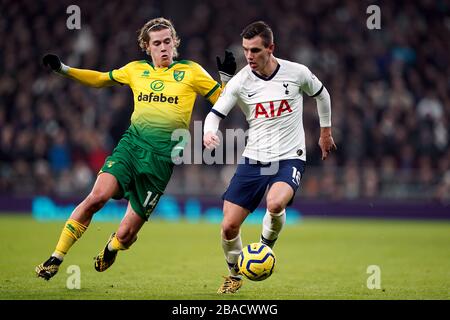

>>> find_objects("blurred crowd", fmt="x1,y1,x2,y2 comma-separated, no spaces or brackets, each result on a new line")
0,0,449,202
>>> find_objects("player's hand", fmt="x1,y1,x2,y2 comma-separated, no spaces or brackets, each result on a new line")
203,131,221,150
42,54,62,72
216,50,236,82
318,128,337,160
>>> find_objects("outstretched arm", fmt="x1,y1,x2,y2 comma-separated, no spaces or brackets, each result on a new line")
203,112,222,149
43,54,116,88
314,86,337,160
203,74,239,149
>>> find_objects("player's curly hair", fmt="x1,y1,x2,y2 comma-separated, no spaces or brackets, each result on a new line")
137,17,180,58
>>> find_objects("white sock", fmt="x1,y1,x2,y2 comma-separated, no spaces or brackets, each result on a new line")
221,232,242,278
261,209,286,248
51,252,64,261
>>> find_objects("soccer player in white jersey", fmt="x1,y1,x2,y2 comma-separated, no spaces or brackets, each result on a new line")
203,21,337,293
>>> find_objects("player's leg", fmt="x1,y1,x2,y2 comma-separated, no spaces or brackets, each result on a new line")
222,200,250,274
95,148,168,272
261,159,305,249
260,181,292,248
36,173,120,280
217,200,250,293
94,202,145,272
217,158,269,293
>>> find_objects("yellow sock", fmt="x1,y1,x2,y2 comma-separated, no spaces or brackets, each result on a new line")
108,234,128,251
53,219,87,259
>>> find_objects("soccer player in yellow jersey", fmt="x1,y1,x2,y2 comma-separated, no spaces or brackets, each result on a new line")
35,17,236,280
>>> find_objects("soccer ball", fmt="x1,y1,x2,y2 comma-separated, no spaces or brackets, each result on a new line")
238,243,276,281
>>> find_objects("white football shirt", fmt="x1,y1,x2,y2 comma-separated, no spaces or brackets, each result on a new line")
211,57,323,162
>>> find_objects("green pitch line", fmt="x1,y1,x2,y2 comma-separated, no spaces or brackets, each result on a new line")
0,214,449,300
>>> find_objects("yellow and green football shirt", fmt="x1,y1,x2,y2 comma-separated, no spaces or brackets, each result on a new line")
108,60,221,160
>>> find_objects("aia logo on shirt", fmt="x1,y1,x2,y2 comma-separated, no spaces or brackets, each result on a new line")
254,100,292,118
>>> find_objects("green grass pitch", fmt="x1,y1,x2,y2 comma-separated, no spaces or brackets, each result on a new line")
0,214,449,300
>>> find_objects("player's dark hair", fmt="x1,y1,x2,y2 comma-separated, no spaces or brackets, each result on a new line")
138,17,180,58
240,21,274,47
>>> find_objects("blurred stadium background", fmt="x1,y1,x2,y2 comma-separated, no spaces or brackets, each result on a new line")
0,0,449,300
1,0,449,210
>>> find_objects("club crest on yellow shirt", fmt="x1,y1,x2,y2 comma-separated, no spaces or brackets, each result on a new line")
173,70,185,82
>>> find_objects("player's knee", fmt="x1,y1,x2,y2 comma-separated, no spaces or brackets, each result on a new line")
266,198,285,214
221,221,241,240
